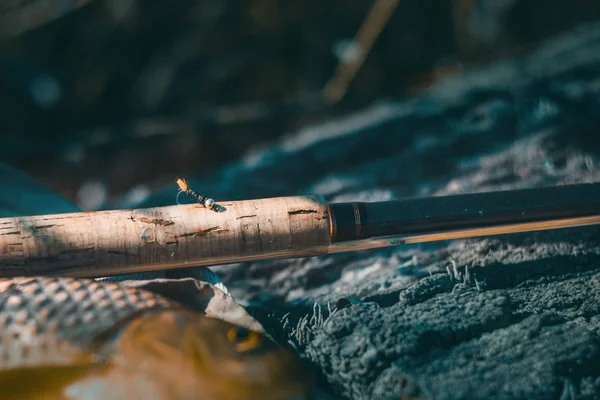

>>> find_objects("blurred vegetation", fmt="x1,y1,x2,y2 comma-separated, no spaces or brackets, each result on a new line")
1,0,600,209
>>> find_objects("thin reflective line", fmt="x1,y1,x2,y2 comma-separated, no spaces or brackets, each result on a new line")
326,215,600,253
402,215,600,244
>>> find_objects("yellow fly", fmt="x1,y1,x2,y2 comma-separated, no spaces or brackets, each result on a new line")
176,178,215,209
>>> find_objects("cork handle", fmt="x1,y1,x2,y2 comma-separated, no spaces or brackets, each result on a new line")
0,196,331,278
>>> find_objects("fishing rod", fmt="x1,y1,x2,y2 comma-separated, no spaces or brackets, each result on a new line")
0,182,599,278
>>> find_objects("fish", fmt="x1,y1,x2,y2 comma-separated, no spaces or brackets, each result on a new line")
0,164,316,399
0,274,315,400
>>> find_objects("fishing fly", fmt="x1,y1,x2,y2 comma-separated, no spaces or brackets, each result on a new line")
176,178,215,210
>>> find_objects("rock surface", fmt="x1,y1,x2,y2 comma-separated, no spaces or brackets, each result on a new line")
138,22,600,399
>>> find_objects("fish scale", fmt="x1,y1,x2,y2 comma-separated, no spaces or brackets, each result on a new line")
0,277,181,369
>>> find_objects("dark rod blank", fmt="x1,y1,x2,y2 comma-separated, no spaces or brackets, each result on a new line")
328,183,600,243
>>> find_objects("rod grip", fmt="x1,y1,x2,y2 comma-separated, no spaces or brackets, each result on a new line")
0,196,331,277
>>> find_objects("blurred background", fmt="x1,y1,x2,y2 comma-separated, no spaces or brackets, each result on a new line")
1,0,600,210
